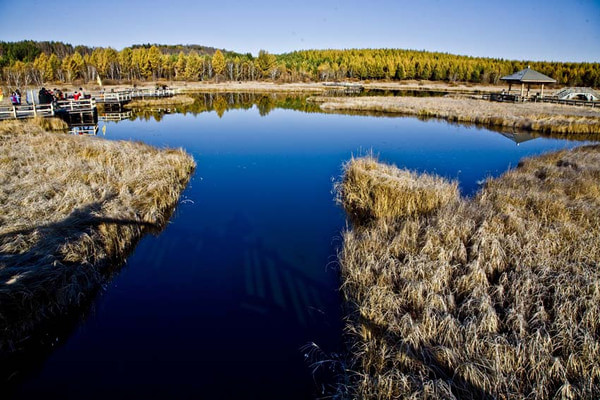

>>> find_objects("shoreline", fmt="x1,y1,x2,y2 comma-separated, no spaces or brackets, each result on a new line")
1,80,570,99
336,146,600,398
0,120,195,352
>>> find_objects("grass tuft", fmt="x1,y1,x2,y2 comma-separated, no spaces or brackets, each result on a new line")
31,117,69,131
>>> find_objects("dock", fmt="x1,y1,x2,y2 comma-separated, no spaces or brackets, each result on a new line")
0,99,97,121
0,88,177,123
95,88,178,106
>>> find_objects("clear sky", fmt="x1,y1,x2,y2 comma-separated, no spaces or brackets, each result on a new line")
0,0,598,62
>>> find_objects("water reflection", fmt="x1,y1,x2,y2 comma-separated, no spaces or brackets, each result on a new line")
99,93,600,146
118,92,321,122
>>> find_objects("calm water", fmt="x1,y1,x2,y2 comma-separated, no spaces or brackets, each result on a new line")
9,94,589,399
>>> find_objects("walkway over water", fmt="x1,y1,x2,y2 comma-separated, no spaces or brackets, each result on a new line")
0,99,97,121
95,88,178,105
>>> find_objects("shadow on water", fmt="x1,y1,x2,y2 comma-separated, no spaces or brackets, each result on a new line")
4,205,342,399
222,213,336,329
0,196,177,394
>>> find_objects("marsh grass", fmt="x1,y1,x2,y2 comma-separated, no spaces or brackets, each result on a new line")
316,96,600,135
0,120,195,351
31,117,68,131
337,147,600,399
123,95,196,109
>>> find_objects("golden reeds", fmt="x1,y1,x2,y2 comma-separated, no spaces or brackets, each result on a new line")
31,117,69,131
123,95,196,109
316,96,600,135
337,146,600,399
0,120,195,351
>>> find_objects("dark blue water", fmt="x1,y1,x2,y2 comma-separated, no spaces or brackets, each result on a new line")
10,101,588,399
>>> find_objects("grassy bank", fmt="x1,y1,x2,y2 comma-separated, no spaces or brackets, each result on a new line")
336,147,600,399
0,120,195,351
314,96,600,135
123,94,196,109
179,81,327,93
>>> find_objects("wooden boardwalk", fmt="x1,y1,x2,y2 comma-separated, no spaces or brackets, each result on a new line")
484,93,598,108
0,88,177,121
0,99,97,121
95,88,177,105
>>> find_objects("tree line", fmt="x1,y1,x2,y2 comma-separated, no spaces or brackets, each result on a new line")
1,41,598,88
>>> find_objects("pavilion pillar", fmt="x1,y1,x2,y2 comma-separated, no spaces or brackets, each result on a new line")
541,84,544,99
520,83,524,98
526,84,530,98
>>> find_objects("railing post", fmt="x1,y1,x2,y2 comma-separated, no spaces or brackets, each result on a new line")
33,103,37,117
13,105,17,119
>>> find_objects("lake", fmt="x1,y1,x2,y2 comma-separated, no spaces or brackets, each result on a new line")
8,93,590,399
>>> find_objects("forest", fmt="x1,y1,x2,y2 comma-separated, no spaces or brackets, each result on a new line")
1,40,598,87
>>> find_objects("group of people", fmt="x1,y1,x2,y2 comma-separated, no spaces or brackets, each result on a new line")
39,87,87,104
3,87,88,106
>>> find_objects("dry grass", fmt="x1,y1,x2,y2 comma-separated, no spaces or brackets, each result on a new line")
178,81,327,93
0,120,195,351
30,117,68,131
337,147,600,399
315,96,600,135
339,157,459,223
123,95,196,109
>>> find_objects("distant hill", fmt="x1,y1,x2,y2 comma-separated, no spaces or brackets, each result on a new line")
130,43,222,56
0,41,245,68
0,40,95,66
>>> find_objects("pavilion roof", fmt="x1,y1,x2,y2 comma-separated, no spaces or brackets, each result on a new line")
500,67,556,84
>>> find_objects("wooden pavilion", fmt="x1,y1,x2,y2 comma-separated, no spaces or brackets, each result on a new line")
500,67,556,99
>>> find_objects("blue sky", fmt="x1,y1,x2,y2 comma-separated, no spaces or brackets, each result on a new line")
0,0,598,62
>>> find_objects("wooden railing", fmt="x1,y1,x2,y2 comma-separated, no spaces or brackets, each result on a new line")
0,99,97,121
484,93,598,107
537,97,597,107
0,103,54,120
56,98,97,111
94,88,177,103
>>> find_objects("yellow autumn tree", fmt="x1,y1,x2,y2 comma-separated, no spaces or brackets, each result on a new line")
212,50,226,81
